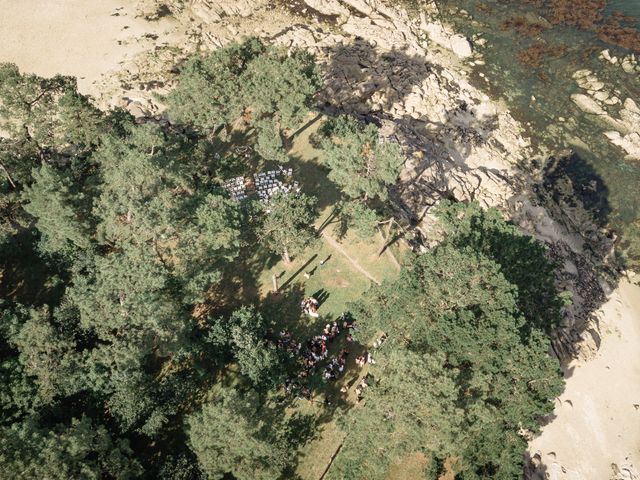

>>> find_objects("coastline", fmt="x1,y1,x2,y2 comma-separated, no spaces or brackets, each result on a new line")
1,0,638,477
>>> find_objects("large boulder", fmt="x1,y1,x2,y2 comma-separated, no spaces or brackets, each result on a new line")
421,20,472,58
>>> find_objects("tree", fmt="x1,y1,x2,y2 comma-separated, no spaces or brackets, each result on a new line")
4,306,82,403
339,200,379,239
0,63,105,175
0,305,41,425
259,192,317,263
187,388,295,480
175,193,243,304
68,243,184,365
22,164,93,257
165,38,266,132
0,416,142,479
243,47,320,131
328,349,462,480
207,306,286,388
252,117,288,162
329,204,563,479
320,115,403,202
166,38,321,161
434,200,564,334
93,123,193,245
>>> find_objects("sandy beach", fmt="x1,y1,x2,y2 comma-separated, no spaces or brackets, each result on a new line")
0,0,175,95
529,279,640,479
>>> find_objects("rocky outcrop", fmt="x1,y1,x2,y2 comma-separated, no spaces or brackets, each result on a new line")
276,1,523,214
301,0,350,18
572,70,640,160
419,13,473,58
605,131,640,161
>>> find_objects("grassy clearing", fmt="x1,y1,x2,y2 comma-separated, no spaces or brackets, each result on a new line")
227,115,406,480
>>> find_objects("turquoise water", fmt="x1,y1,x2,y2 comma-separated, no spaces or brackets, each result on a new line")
437,0,640,266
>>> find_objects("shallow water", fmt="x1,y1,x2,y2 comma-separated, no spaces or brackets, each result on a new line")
436,0,640,267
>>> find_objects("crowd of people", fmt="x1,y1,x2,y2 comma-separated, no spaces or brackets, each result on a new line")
323,349,349,381
276,307,384,404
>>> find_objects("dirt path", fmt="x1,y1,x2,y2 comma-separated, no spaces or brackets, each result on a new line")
320,231,381,285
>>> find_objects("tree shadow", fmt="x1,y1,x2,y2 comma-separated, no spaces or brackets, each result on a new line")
532,151,621,361
523,450,551,480
0,231,66,308
316,207,340,236
287,152,343,212
317,37,505,224
280,254,318,291
288,112,323,140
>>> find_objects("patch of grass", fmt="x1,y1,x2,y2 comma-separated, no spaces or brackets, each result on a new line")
215,112,409,480
248,115,406,480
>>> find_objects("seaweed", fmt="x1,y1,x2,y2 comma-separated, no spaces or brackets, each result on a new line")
597,11,640,52
546,0,607,29
517,42,567,68
502,16,548,37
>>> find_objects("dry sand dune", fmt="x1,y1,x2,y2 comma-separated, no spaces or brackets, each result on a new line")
0,0,175,95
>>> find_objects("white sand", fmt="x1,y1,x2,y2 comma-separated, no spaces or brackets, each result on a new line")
529,280,640,479
0,0,175,95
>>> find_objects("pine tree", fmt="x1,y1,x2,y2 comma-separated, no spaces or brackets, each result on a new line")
206,306,285,387
176,193,243,303
166,38,321,162
0,415,142,479
22,165,93,256
187,388,295,480
320,115,403,202
165,38,266,132
259,192,317,263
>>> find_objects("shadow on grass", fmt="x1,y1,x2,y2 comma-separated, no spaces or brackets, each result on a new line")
311,288,330,307
280,254,318,291
316,207,341,236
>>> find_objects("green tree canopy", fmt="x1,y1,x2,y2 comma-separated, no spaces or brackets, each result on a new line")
259,192,317,263
22,164,93,257
0,63,103,157
165,38,321,162
207,306,286,387
0,416,142,480
164,38,266,132
329,203,563,479
434,200,564,334
175,193,243,303
187,388,295,480
320,115,403,201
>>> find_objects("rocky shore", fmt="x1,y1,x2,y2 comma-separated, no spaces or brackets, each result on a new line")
158,0,621,355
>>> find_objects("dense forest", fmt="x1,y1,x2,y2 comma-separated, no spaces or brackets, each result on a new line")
0,38,564,479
